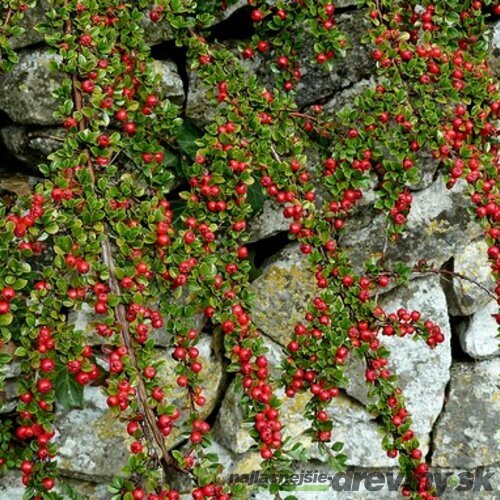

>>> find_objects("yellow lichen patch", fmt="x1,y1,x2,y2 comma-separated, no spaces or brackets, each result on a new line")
425,219,450,236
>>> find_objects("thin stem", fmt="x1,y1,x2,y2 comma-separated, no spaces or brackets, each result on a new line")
63,0,184,478
413,267,496,300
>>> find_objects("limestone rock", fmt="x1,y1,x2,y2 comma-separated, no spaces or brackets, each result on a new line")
446,240,496,316
143,1,247,46
322,78,375,115
186,51,260,128
492,20,500,52
187,10,372,127
0,50,184,126
0,471,26,499
0,377,18,415
142,17,174,46
251,244,315,346
54,387,131,480
0,49,62,125
333,276,453,459
55,334,225,480
456,301,499,360
214,378,395,467
432,359,500,469
185,71,213,129
251,262,451,448
292,10,374,107
153,59,185,105
346,277,452,446
1,126,64,170
341,179,482,274
155,333,226,432
248,200,289,242
69,295,205,347
9,0,48,50
0,470,115,499
0,361,21,414
379,278,452,439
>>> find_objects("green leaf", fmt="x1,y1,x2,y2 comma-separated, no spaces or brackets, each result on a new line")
247,182,265,215
54,366,84,410
0,314,13,327
0,352,11,364
175,120,203,159
44,222,60,235
332,441,344,452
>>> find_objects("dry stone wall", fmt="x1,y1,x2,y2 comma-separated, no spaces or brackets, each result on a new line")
0,2,498,499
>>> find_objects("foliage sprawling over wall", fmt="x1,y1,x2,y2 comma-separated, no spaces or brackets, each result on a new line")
0,0,498,499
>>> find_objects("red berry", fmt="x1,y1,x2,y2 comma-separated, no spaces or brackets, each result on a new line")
2,287,16,301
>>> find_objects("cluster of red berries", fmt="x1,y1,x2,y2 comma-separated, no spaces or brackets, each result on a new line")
192,483,230,500
388,189,412,226
6,193,45,240
106,375,137,410
50,166,82,201
67,349,100,386
0,286,16,315
254,406,282,458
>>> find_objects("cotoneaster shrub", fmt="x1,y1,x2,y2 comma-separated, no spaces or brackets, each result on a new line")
0,0,498,499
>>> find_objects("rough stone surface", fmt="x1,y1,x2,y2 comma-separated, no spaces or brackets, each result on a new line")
186,52,260,128
54,386,131,480
341,179,482,274
445,240,496,316
143,1,247,46
9,0,48,50
380,278,452,439
251,258,451,451
187,11,373,127
432,359,500,469
345,277,452,447
0,49,62,125
215,377,396,468
69,295,205,347
251,244,315,346
0,50,184,126
0,471,26,499
55,334,225,480
216,336,395,468
1,126,64,170
456,300,499,359
248,200,289,242
290,10,374,107
153,59,185,105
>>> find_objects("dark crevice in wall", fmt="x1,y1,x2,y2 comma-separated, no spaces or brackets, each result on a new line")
426,375,451,465
0,110,27,175
439,258,475,362
166,180,189,201
0,109,13,130
248,231,291,270
150,40,189,112
335,3,361,14
16,40,48,53
449,315,474,362
208,6,255,43
299,76,370,112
